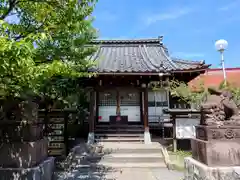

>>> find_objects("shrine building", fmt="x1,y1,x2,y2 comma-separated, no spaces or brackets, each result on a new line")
85,36,210,144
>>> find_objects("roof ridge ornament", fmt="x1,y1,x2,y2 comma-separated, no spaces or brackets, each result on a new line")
200,60,205,64
158,36,163,45
158,36,163,41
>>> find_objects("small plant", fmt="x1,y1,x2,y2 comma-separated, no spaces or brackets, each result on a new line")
166,79,208,109
172,150,192,157
218,80,240,106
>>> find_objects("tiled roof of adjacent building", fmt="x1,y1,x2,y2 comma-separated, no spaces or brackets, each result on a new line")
189,68,240,90
88,36,210,74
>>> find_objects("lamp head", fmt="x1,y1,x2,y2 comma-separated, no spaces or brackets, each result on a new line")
215,39,228,52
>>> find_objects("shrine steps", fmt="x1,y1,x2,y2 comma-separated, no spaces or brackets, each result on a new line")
94,142,166,168
95,124,144,130
95,124,144,142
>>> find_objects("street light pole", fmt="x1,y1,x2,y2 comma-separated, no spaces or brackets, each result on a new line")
215,39,228,85
220,50,227,82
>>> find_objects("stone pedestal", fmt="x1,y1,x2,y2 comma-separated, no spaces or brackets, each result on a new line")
87,132,95,144
184,157,240,180
0,139,48,168
192,125,240,166
185,125,240,179
0,101,56,179
0,157,55,180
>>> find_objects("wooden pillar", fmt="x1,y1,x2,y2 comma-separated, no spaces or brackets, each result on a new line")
143,86,149,131
116,89,120,116
64,112,69,156
95,91,99,124
166,76,170,109
140,91,143,125
172,114,177,152
88,89,96,144
143,85,151,144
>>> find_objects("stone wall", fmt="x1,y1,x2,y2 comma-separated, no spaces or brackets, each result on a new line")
184,157,240,180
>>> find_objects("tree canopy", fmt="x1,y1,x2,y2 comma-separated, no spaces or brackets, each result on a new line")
0,0,98,104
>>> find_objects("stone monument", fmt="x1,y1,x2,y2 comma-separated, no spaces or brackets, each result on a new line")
0,100,55,180
185,88,240,180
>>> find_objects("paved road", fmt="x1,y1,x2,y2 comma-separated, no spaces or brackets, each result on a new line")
55,167,184,180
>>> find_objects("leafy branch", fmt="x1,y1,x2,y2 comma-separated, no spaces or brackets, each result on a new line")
167,79,208,109
0,0,98,110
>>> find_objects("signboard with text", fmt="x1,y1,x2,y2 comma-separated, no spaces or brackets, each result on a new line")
176,118,200,139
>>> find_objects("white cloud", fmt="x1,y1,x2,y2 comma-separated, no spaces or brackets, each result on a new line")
144,7,193,26
218,1,239,11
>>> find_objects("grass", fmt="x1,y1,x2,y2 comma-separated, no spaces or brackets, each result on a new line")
168,150,192,171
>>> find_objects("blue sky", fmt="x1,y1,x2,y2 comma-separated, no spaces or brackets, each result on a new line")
92,0,240,68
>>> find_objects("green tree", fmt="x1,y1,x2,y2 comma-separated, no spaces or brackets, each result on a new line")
165,79,208,109
0,0,98,117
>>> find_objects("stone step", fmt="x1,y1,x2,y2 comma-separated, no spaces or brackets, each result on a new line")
96,162,166,168
74,150,163,159
95,133,144,137
84,153,163,159
98,157,164,163
95,129,144,133
96,136,144,143
86,154,164,163
98,142,162,149
103,147,162,154
98,142,163,154
96,124,144,128
104,153,163,158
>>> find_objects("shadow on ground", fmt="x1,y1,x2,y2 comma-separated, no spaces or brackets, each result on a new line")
54,140,117,180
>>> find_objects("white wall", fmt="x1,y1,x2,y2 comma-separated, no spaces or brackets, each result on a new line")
98,106,115,122
98,106,141,122
97,89,172,123
120,106,141,122
98,89,141,122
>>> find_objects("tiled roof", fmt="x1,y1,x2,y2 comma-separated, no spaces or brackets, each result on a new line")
189,68,240,90
89,36,209,74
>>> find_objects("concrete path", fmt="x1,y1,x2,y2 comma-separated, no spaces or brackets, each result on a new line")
55,167,184,180
55,141,184,180
104,168,184,180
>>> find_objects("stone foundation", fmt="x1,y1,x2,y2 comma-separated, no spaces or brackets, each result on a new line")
192,125,240,166
184,157,240,180
192,138,240,166
87,132,95,144
0,157,55,180
144,131,151,144
0,138,48,168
